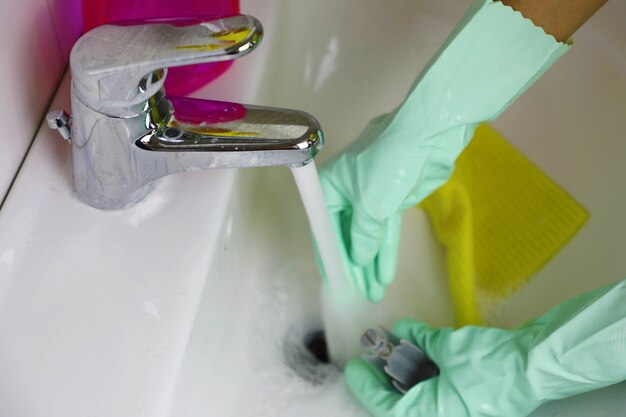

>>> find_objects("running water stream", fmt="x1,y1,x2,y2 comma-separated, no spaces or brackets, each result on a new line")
290,162,373,367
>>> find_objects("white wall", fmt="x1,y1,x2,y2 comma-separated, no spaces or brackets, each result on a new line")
0,0,80,203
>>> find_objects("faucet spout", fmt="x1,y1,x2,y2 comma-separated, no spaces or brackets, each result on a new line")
137,95,323,168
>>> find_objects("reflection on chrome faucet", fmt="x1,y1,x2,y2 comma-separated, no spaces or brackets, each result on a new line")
47,15,323,210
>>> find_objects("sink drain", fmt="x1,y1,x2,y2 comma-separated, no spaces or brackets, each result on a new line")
304,330,330,364
283,327,338,384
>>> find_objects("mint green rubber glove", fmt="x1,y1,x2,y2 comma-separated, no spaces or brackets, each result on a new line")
319,0,569,302
345,278,626,417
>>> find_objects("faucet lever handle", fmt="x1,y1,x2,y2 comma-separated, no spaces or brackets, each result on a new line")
70,15,263,111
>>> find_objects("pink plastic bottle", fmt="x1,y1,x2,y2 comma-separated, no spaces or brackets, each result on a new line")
82,0,240,96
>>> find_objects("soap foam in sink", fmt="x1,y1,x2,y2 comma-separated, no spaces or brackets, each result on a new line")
231,259,369,417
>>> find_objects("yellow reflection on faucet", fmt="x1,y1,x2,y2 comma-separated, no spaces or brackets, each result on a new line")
168,120,258,138
176,27,253,52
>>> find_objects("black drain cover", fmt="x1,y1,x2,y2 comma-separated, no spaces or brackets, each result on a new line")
304,330,330,364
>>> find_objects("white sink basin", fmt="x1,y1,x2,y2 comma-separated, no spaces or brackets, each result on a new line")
0,0,624,416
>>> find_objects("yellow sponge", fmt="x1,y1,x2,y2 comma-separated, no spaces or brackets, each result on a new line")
421,124,589,326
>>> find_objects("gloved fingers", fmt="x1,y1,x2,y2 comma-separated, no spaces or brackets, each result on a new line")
394,378,445,417
313,208,369,299
349,261,370,300
376,213,402,286
393,319,436,342
328,211,370,299
393,319,449,365
349,209,385,266
346,358,444,417
364,262,386,303
345,358,401,417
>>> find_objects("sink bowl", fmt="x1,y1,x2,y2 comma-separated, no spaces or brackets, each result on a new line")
0,0,624,416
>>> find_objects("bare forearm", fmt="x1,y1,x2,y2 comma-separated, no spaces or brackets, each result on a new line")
500,0,608,42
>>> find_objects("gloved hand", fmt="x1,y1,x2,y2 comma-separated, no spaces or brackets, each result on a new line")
318,0,569,302
345,278,626,417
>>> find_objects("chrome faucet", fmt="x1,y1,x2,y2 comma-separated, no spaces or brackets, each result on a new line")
47,15,323,210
